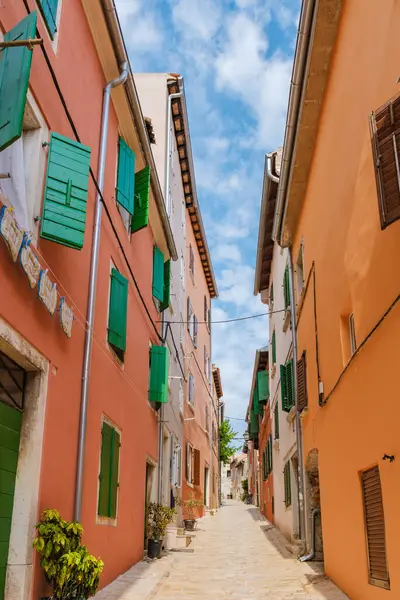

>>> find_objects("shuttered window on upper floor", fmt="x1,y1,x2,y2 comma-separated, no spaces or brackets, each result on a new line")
160,259,171,312
98,421,120,519
371,92,400,229
253,381,262,416
284,461,291,507
274,403,279,440
116,137,135,217
152,246,165,303
361,466,390,590
38,0,59,39
283,264,291,309
281,360,294,413
149,345,169,404
296,351,308,412
40,133,91,250
108,268,128,357
193,448,200,486
257,370,269,404
0,12,36,153
271,331,276,365
131,166,150,233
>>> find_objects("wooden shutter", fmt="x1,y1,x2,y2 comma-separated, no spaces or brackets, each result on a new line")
38,0,59,39
98,422,112,517
371,93,400,229
40,133,91,250
149,345,169,403
187,297,192,333
116,137,135,216
362,466,390,589
286,360,295,411
283,265,291,309
274,403,279,439
280,364,288,412
152,247,165,302
250,409,259,435
193,449,200,486
253,382,262,415
297,352,308,411
108,268,128,352
257,370,269,404
109,428,120,519
131,166,150,232
0,12,36,152
160,259,171,312
284,462,291,507
272,331,276,364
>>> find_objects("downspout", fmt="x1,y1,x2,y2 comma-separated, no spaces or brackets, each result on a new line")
288,248,306,544
74,62,128,522
299,508,320,562
158,86,183,504
272,0,317,243
266,152,279,184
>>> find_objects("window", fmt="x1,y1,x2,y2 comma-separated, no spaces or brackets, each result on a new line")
193,315,198,348
187,297,194,337
257,369,269,404
263,447,267,480
108,268,128,361
349,313,356,355
149,345,169,403
207,308,211,333
296,245,305,299
189,374,194,405
280,360,294,412
38,0,60,40
361,466,390,590
269,282,274,306
116,137,135,232
205,404,209,432
296,351,308,412
283,264,291,309
189,243,194,277
131,166,150,233
98,420,120,519
186,443,193,483
271,330,276,365
204,295,208,323
152,246,165,305
284,461,291,507
371,93,400,229
274,403,279,439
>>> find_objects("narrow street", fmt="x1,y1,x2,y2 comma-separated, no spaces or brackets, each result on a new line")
148,501,348,600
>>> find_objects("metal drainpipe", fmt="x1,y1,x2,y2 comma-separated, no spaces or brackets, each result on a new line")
288,247,306,543
74,62,128,522
158,85,183,505
299,508,320,562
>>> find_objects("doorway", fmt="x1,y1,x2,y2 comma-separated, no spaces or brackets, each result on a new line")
204,466,209,507
144,461,156,549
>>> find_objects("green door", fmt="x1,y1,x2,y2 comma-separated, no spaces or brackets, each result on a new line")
0,403,22,600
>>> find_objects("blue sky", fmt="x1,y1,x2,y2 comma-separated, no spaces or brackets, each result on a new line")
115,0,300,440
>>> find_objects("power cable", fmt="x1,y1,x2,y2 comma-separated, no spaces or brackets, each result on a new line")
160,309,284,325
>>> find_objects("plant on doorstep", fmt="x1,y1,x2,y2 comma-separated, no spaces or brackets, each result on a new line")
177,492,203,531
146,503,176,559
33,509,103,600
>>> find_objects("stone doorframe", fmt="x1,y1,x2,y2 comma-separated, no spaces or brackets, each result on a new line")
0,318,49,600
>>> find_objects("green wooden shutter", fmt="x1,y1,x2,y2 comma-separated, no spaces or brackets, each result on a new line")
116,137,135,216
149,345,169,403
40,132,91,250
272,331,276,364
284,462,291,507
274,403,279,439
160,259,171,312
0,12,37,152
152,247,165,302
283,265,291,309
280,364,288,412
38,0,59,39
98,422,112,517
108,269,128,352
250,409,259,435
109,428,120,519
257,370,269,404
253,382,262,415
131,166,150,232
286,360,295,410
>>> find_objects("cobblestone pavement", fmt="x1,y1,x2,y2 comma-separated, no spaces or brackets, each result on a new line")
151,500,349,600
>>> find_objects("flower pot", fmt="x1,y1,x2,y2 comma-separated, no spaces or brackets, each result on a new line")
184,519,196,531
147,538,162,559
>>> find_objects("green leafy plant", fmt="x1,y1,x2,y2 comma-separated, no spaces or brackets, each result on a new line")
176,492,203,521
241,478,249,502
147,503,176,541
33,509,103,600
219,419,240,464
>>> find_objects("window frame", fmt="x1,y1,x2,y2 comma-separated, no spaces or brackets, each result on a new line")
97,417,121,523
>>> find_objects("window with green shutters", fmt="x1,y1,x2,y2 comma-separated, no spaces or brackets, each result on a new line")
116,137,135,217
38,0,59,39
250,409,259,436
280,360,295,412
108,268,128,358
152,246,165,303
131,166,150,233
98,421,120,519
40,132,91,250
149,345,169,403
283,264,291,309
274,403,279,439
257,369,269,404
284,461,291,507
271,330,276,365
0,12,37,152
253,382,262,415
160,260,171,312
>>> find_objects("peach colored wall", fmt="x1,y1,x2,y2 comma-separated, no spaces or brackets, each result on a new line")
183,217,212,514
1,1,161,595
259,409,273,522
291,1,400,597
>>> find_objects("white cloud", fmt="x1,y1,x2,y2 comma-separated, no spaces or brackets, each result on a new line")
171,0,223,40
114,0,163,56
213,243,242,263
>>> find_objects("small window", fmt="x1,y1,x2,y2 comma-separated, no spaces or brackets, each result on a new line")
296,245,305,299
284,461,291,507
116,137,135,232
283,264,291,309
152,246,165,305
186,443,193,483
189,374,195,405
189,243,194,277
98,420,120,519
280,360,294,412
108,267,128,362
349,313,356,355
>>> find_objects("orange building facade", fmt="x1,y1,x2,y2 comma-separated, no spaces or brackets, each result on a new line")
0,2,176,599
272,0,400,597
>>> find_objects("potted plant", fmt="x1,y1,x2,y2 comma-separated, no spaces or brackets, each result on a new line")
178,492,203,531
147,503,176,559
33,509,103,600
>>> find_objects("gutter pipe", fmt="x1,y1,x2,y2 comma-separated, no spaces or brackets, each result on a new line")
74,62,129,522
272,0,317,244
288,247,306,544
299,508,321,562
